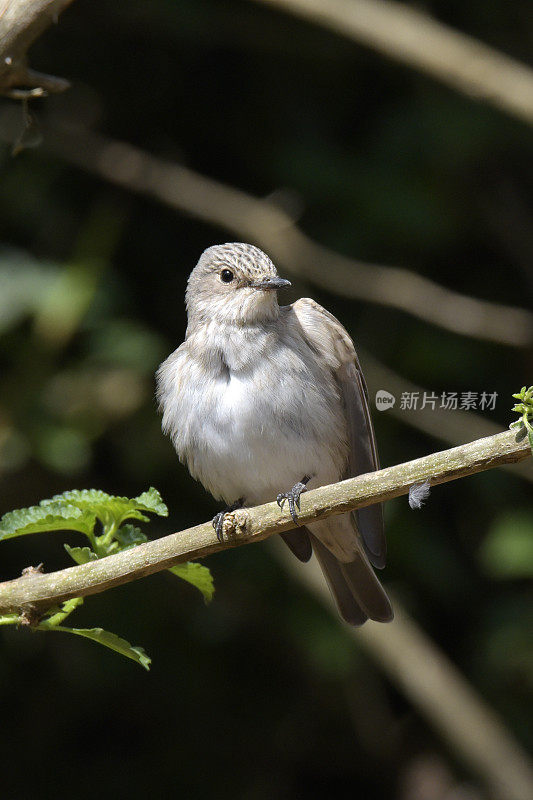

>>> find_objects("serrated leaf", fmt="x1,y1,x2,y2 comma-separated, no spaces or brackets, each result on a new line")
133,487,168,517
64,543,99,565
0,503,96,541
115,524,148,550
42,624,151,670
42,489,111,506
168,562,215,604
1,487,167,545
41,489,147,528
41,487,168,530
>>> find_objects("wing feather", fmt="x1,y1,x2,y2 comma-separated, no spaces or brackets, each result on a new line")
291,298,386,568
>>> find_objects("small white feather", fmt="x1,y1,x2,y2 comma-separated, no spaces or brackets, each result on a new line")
408,480,431,509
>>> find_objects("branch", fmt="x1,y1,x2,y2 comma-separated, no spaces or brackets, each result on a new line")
0,428,529,615
250,0,533,127
0,0,74,96
43,125,533,348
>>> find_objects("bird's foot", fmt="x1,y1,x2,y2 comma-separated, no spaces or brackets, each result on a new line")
212,499,244,542
277,475,311,524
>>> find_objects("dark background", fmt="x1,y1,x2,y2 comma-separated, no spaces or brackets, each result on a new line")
0,1,532,798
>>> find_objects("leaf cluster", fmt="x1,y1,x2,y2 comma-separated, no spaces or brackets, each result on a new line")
0,487,214,669
510,385,533,451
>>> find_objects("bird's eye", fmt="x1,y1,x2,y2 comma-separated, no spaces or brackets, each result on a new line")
220,269,234,283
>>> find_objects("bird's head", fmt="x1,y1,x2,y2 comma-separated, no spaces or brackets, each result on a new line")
185,242,291,327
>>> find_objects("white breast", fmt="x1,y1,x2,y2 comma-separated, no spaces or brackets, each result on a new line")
158,324,349,506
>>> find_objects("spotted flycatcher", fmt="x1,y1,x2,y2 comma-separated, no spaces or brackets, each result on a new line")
157,243,392,625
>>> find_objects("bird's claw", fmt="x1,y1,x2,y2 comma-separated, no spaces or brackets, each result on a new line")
212,499,244,542
276,476,310,524
212,512,226,542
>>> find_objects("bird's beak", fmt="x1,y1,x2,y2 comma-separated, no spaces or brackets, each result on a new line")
251,276,292,291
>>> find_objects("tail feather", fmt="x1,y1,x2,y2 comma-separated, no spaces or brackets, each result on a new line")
340,549,393,622
309,533,393,625
279,513,393,625
311,535,369,626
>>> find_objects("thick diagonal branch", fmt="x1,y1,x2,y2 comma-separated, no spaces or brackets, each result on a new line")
0,428,529,615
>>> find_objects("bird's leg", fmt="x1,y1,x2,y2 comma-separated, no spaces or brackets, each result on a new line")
212,498,244,542
277,475,311,524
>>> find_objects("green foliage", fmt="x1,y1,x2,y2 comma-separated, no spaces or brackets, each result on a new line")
0,502,96,540
510,386,533,451
115,524,148,549
63,544,99,565
0,487,169,546
169,562,215,604
47,628,151,671
38,600,151,671
41,486,169,530
0,487,213,669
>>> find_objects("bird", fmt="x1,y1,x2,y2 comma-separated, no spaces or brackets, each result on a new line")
156,242,393,625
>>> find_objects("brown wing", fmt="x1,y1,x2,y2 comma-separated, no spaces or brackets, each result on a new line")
291,298,386,569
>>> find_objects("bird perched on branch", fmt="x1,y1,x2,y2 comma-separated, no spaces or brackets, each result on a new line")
157,242,392,625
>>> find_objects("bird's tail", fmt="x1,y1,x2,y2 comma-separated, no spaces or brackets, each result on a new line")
310,533,393,626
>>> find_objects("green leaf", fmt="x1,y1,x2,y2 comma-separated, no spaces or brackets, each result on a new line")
0,502,96,541
115,524,148,550
0,487,167,545
37,599,150,668
168,562,215,604
133,487,169,517
479,511,533,579
42,489,112,507
42,625,151,670
64,543,99,565
41,487,168,530
510,385,533,454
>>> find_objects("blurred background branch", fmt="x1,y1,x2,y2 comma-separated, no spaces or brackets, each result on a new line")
44,124,533,348
251,0,533,127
